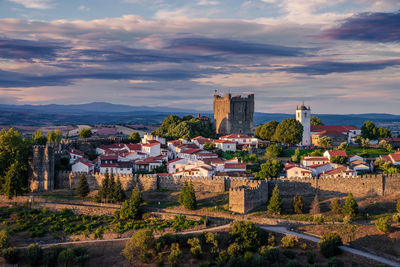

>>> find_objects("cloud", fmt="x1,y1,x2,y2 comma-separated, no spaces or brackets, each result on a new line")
321,10,400,42
280,59,400,75
8,0,52,9
78,5,90,11
168,37,309,57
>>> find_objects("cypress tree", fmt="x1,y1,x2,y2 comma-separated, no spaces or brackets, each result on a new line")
113,176,125,202
179,181,197,210
310,194,321,215
292,195,304,214
109,171,116,201
267,184,283,215
120,185,143,220
342,193,358,217
99,170,110,201
76,173,90,198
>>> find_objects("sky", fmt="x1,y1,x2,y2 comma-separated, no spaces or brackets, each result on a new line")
0,0,399,114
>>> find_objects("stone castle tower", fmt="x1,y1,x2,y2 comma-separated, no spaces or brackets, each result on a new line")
296,104,311,146
213,92,254,136
28,144,55,192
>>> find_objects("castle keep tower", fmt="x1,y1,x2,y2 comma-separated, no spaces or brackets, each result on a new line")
213,92,254,136
296,104,311,146
28,144,55,192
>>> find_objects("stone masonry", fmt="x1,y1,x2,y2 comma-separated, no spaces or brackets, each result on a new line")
28,145,55,192
213,93,254,136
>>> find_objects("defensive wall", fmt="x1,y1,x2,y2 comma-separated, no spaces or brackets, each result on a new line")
229,181,269,214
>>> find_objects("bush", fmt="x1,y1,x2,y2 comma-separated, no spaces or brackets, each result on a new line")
343,215,352,225
227,242,242,257
283,249,296,259
228,256,244,267
330,199,341,214
187,237,202,258
156,252,164,267
26,243,42,266
267,184,283,215
306,251,316,264
229,221,265,252
178,181,197,210
122,229,155,263
318,233,343,258
1,247,19,264
342,193,358,217
0,229,9,249
168,243,182,267
393,213,400,223
259,245,268,255
281,234,297,248
313,214,324,224
215,250,229,267
268,233,276,246
93,226,104,239
286,259,301,267
43,246,63,267
300,243,307,250
58,248,75,267
265,247,280,263
397,199,400,214
326,257,345,267
375,217,391,233
292,195,304,214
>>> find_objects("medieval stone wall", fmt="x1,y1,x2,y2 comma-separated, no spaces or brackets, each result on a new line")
28,145,55,192
229,181,268,214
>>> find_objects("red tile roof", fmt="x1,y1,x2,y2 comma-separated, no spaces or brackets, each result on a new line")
179,148,201,154
75,159,93,167
126,144,142,151
390,152,400,162
224,163,247,169
326,150,347,157
100,155,118,160
166,158,185,165
221,134,251,139
214,140,235,144
314,130,347,136
68,149,84,156
202,158,225,164
378,138,400,142
324,166,350,175
147,140,160,144
308,162,331,168
311,125,359,133
100,163,118,167
143,142,160,147
303,157,329,161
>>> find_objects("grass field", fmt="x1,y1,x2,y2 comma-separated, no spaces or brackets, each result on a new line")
346,147,390,157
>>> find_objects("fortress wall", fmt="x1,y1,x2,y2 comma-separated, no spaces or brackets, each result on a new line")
383,174,400,196
229,181,268,214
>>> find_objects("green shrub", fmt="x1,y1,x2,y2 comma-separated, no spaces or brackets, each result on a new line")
318,233,343,258
306,251,316,264
283,249,296,259
268,184,283,215
343,215,352,224
286,259,301,267
300,243,307,250
1,247,19,264
199,261,211,267
0,229,9,249
229,221,265,252
227,242,241,257
57,248,74,267
330,199,341,214
168,243,182,267
397,199,400,214
178,181,197,210
281,234,297,248
268,233,276,246
216,250,229,267
94,226,104,239
243,251,253,263
122,229,155,263
26,243,42,266
43,246,64,267
326,257,345,267
292,195,304,214
228,256,244,267
375,217,391,233
156,252,164,267
259,245,268,255
266,247,280,263
342,193,358,217
187,237,202,258
313,214,324,224
393,213,400,223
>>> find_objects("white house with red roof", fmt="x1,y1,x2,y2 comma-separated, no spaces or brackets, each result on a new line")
141,141,161,157
223,162,246,172
302,156,330,167
126,143,142,152
286,166,312,178
118,151,147,162
322,166,356,178
308,163,337,176
68,148,85,164
177,148,217,161
214,139,236,152
172,166,214,177
72,159,94,173
220,134,259,146
311,125,360,144
201,158,225,172
323,150,347,160
192,136,213,149
142,134,166,145
388,151,400,165
134,156,163,172
100,161,133,174
166,158,187,173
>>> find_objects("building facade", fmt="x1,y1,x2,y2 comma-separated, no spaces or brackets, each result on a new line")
296,104,311,146
213,92,254,136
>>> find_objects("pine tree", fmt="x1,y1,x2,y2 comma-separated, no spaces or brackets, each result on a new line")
120,185,143,220
98,170,110,201
76,173,90,198
292,195,304,214
179,181,197,210
267,184,283,215
310,194,321,215
109,171,116,201
113,176,125,202
342,193,358,217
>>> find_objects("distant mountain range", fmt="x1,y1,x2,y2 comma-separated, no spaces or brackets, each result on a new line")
0,102,399,129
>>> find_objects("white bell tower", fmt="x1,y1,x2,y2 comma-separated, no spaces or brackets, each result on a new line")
296,103,311,146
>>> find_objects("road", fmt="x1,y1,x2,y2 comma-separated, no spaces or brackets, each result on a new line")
15,224,400,266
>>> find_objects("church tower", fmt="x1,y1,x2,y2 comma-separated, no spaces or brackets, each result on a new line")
296,104,311,146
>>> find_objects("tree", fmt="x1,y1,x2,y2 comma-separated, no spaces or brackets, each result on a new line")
47,129,62,143
129,132,141,143
230,221,265,252
273,118,303,146
98,170,110,201
168,243,182,267
187,237,202,258
0,229,9,249
119,185,143,220
329,199,341,214
264,144,282,161
3,162,26,199
79,128,92,141
309,149,323,156
109,172,116,200
178,181,197,210
256,121,279,141
397,199,400,214
203,142,215,151
361,138,370,148
291,148,301,163
122,229,155,263
112,176,125,202
33,130,47,145
330,156,347,164
292,195,304,214
310,194,321,215
337,142,348,150
255,160,282,180
342,193,358,217
361,121,391,139
318,136,332,149
318,233,342,258
375,217,391,233
311,116,324,126
76,173,90,198
267,184,283,215
26,243,42,266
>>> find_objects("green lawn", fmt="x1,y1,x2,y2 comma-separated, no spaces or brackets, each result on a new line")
281,149,314,157
346,147,390,157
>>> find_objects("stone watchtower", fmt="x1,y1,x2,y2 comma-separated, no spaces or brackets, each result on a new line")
296,104,311,146
213,92,254,136
28,144,55,192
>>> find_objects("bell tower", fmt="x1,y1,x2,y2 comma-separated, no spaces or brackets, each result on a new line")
296,103,311,146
